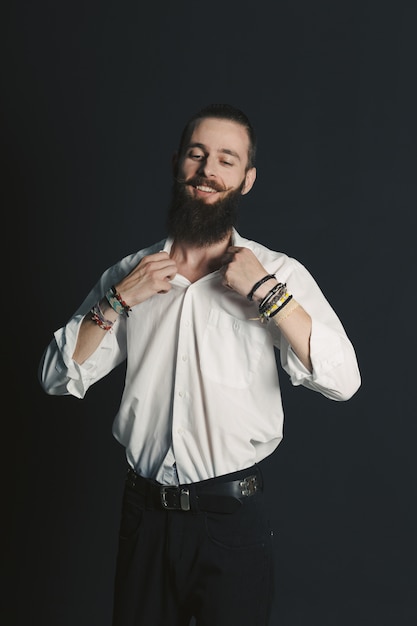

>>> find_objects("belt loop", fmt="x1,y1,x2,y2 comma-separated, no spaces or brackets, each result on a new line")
188,483,199,513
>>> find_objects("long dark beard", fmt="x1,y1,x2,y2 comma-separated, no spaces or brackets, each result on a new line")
166,179,243,246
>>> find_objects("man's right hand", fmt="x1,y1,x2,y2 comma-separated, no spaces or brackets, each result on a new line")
116,252,178,308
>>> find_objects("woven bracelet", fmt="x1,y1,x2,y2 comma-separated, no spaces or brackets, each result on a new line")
259,291,292,322
90,304,114,331
268,294,293,319
258,283,286,313
246,274,276,301
272,298,300,325
106,286,132,316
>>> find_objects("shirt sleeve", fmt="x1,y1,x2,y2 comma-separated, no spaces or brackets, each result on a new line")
38,240,166,399
271,257,361,401
38,269,128,399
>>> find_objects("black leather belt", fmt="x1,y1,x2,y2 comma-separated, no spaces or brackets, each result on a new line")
126,466,261,514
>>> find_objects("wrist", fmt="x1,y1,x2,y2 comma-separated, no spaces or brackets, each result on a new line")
246,274,277,302
252,278,279,303
98,297,119,322
89,299,118,332
256,283,295,324
105,285,132,316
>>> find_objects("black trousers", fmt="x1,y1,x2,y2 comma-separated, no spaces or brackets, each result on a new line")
112,466,275,626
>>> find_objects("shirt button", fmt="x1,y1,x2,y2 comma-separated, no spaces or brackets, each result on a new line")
178,391,184,397
182,354,187,362
177,428,184,435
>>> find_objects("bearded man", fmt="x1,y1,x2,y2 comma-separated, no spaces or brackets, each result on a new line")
39,103,361,626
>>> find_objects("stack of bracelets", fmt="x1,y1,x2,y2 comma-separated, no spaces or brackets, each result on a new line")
90,285,132,331
247,274,299,324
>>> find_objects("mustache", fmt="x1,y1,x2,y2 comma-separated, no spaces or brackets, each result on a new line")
174,176,231,193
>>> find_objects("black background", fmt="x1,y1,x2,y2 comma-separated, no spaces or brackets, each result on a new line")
3,1,417,625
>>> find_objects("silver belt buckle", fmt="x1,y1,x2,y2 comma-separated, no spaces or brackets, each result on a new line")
239,475,258,497
180,488,190,511
160,486,191,511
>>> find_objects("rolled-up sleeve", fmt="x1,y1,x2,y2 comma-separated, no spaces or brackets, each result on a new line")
281,319,361,400
270,257,361,401
39,313,127,399
38,243,166,399
38,258,135,398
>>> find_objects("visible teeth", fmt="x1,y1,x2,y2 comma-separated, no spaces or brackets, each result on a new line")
196,185,216,193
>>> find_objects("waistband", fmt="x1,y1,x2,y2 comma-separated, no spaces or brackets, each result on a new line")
125,465,263,514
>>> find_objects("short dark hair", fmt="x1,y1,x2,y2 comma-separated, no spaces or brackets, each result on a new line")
177,103,257,169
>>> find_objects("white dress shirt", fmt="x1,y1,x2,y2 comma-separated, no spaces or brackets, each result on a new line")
39,229,361,484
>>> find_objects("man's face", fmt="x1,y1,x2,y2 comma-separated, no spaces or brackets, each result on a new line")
167,118,256,246
177,117,256,203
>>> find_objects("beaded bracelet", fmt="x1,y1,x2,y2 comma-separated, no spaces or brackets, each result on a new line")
90,303,114,331
106,285,132,316
246,274,276,301
258,283,287,314
260,292,292,322
257,278,293,321
267,293,293,318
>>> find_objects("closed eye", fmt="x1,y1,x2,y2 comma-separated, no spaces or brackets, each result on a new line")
188,151,205,160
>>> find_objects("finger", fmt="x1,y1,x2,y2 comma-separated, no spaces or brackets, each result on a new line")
164,271,176,281
220,251,235,266
147,257,177,275
222,277,232,289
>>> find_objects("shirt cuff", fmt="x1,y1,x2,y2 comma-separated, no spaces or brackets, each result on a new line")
286,318,345,387
53,316,114,399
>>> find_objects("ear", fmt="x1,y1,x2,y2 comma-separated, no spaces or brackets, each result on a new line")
241,167,256,195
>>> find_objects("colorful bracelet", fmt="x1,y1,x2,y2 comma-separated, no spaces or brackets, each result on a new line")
105,286,132,317
246,274,276,301
258,283,286,314
260,292,292,322
257,278,294,322
267,293,293,318
271,298,300,325
90,304,114,331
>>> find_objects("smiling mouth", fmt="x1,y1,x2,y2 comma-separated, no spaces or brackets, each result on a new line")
195,185,218,193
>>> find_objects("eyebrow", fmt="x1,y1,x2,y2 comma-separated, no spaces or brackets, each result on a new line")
187,142,241,161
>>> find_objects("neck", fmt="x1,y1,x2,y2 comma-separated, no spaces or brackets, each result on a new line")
171,232,232,282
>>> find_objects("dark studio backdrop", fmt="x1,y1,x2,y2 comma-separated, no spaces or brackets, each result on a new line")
3,1,417,625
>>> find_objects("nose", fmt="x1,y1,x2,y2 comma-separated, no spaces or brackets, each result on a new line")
198,155,217,178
